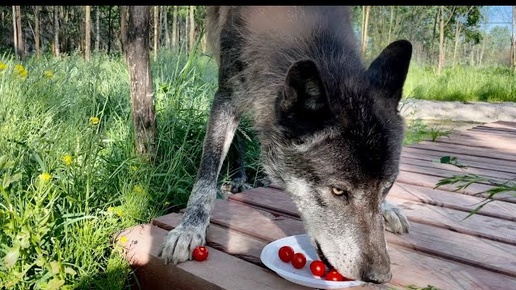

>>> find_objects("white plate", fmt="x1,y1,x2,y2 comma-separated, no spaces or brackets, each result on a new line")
260,234,365,289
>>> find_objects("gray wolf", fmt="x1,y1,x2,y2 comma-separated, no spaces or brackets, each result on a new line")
160,6,411,283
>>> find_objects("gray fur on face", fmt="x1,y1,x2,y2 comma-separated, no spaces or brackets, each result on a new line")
161,6,412,283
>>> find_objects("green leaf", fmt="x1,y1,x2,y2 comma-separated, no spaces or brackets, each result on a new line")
440,156,451,164
0,155,8,169
50,261,60,275
3,246,20,268
46,277,65,290
10,173,22,184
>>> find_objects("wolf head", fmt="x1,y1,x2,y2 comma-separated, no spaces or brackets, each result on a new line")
269,40,412,283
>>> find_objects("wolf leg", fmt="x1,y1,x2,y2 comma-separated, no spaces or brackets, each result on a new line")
382,200,410,234
160,90,240,265
220,130,253,194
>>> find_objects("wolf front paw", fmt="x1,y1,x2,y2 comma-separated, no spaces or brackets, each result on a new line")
220,177,253,194
382,200,410,234
159,224,206,265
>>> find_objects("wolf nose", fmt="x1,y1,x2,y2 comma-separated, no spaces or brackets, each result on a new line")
362,269,392,284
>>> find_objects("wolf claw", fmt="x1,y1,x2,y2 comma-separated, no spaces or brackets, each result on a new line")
160,224,206,265
382,200,410,234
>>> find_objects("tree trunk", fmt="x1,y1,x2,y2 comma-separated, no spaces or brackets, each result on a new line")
153,6,159,61
95,6,100,51
478,36,486,66
387,6,394,44
437,6,445,75
12,6,18,59
13,6,23,59
189,6,195,50
107,6,112,55
172,6,177,48
164,6,170,49
85,6,91,61
123,6,156,156
511,6,516,71
120,6,128,59
34,6,40,59
54,6,60,57
201,32,207,53
452,21,461,67
430,7,439,65
185,7,189,50
361,6,370,58
377,7,386,54
63,7,70,53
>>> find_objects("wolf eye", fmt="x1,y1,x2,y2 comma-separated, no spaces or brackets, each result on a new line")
331,187,345,196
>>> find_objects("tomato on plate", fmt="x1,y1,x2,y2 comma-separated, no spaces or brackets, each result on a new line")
192,246,209,261
309,260,326,277
278,246,295,263
291,252,307,269
325,269,344,281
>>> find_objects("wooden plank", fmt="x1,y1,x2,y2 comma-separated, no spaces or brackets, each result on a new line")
153,213,267,267
209,200,516,278
471,126,516,135
432,131,516,151
389,196,516,246
152,210,516,290
400,157,516,180
472,122,516,132
201,199,516,289
117,224,313,290
152,214,374,290
407,141,516,162
389,183,516,222
229,184,516,221
401,147,516,174
229,187,301,219
387,222,516,278
210,201,306,241
231,187,516,247
386,244,516,290
396,171,516,202
489,121,516,129
400,160,516,181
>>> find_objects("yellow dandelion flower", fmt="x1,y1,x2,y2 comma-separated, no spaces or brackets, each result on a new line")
133,184,144,194
43,70,54,79
119,236,128,244
0,61,7,71
115,208,124,217
62,154,72,166
107,207,114,213
39,172,52,182
89,116,100,125
14,64,28,78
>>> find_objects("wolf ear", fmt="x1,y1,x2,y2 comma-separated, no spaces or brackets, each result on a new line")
281,59,328,112
278,59,332,138
367,40,412,107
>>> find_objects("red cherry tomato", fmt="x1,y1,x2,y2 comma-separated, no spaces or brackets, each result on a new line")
325,269,344,281
291,252,307,269
310,260,326,277
192,246,209,261
278,246,295,263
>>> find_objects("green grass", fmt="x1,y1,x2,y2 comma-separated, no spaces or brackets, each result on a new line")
0,50,225,289
404,65,515,102
0,49,512,289
402,119,453,145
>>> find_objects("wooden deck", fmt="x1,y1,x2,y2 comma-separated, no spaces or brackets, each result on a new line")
119,121,516,290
